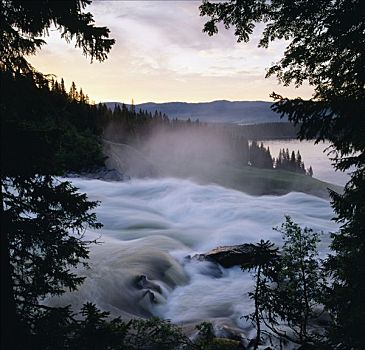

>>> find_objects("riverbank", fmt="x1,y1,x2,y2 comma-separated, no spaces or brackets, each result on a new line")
103,140,342,199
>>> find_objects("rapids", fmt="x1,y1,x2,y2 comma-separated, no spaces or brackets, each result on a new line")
50,177,337,337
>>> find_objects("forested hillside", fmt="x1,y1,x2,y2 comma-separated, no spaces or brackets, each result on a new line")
105,100,288,124
2,71,105,174
103,103,311,175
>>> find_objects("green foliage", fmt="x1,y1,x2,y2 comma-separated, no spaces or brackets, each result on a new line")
324,171,365,348
271,217,325,344
3,292,238,350
31,303,193,350
0,0,115,73
31,303,241,350
124,317,190,350
195,322,215,349
1,70,107,175
200,1,365,348
249,141,274,169
244,218,326,347
241,240,279,350
2,176,102,328
0,1,115,349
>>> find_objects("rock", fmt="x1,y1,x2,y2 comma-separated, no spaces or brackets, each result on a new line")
96,168,125,181
67,167,126,181
213,319,248,344
192,244,258,268
134,275,162,294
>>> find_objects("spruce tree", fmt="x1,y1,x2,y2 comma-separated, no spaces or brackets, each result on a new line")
245,218,326,347
200,1,365,347
1,1,115,348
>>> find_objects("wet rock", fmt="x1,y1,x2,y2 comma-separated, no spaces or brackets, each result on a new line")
213,319,248,345
67,167,126,181
135,275,162,294
192,244,258,268
96,168,126,181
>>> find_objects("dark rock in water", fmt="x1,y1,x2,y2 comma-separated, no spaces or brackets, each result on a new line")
135,275,162,294
133,276,165,315
67,167,126,181
193,244,259,268
213,319,248,344
97,168,126,181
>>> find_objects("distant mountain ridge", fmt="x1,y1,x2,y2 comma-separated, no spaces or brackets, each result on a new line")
104,100,287,125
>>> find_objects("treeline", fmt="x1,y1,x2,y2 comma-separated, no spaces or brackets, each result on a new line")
101,102,205,144
249,142,313,175
2,71,106,174
103,103,313,176
227,122,300,141
275,148,313,176
5,70,313,178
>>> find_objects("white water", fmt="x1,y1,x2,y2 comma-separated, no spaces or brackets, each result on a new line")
52,177,337,338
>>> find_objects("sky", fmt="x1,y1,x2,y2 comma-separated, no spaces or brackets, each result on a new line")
28,0,314,104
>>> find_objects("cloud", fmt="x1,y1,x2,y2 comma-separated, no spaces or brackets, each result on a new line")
28,1,313,103
89,1,283,78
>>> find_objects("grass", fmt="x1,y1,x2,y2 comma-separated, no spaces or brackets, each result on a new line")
170,163,342,199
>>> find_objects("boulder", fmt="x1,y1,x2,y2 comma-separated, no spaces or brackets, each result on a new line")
134,275,162,294
193,244,258,268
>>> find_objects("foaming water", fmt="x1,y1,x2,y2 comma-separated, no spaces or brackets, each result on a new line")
55,177,337,328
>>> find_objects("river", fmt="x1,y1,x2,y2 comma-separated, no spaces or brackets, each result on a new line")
50,177,338,342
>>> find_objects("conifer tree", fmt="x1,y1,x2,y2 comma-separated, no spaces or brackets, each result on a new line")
79,88,85,103
200,1,365,347
60,78,66,94
1,1,115,348
241,240,279,350
69,81,78,101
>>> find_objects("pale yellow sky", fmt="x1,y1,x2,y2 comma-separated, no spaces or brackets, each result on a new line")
28,1,314,104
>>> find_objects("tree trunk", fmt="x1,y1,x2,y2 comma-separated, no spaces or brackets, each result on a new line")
1,206,20,350
254,265,262,350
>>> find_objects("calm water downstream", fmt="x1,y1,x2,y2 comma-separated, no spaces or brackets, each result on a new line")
263,139,350,186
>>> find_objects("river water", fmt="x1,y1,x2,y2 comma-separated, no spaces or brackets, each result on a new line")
53,177,338,342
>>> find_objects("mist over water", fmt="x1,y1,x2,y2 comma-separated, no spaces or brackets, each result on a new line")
140,127,239,177
104,126,344,203
54,177,337,332
104,126,245,181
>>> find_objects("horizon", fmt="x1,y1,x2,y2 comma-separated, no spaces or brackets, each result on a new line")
103,99,276,105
